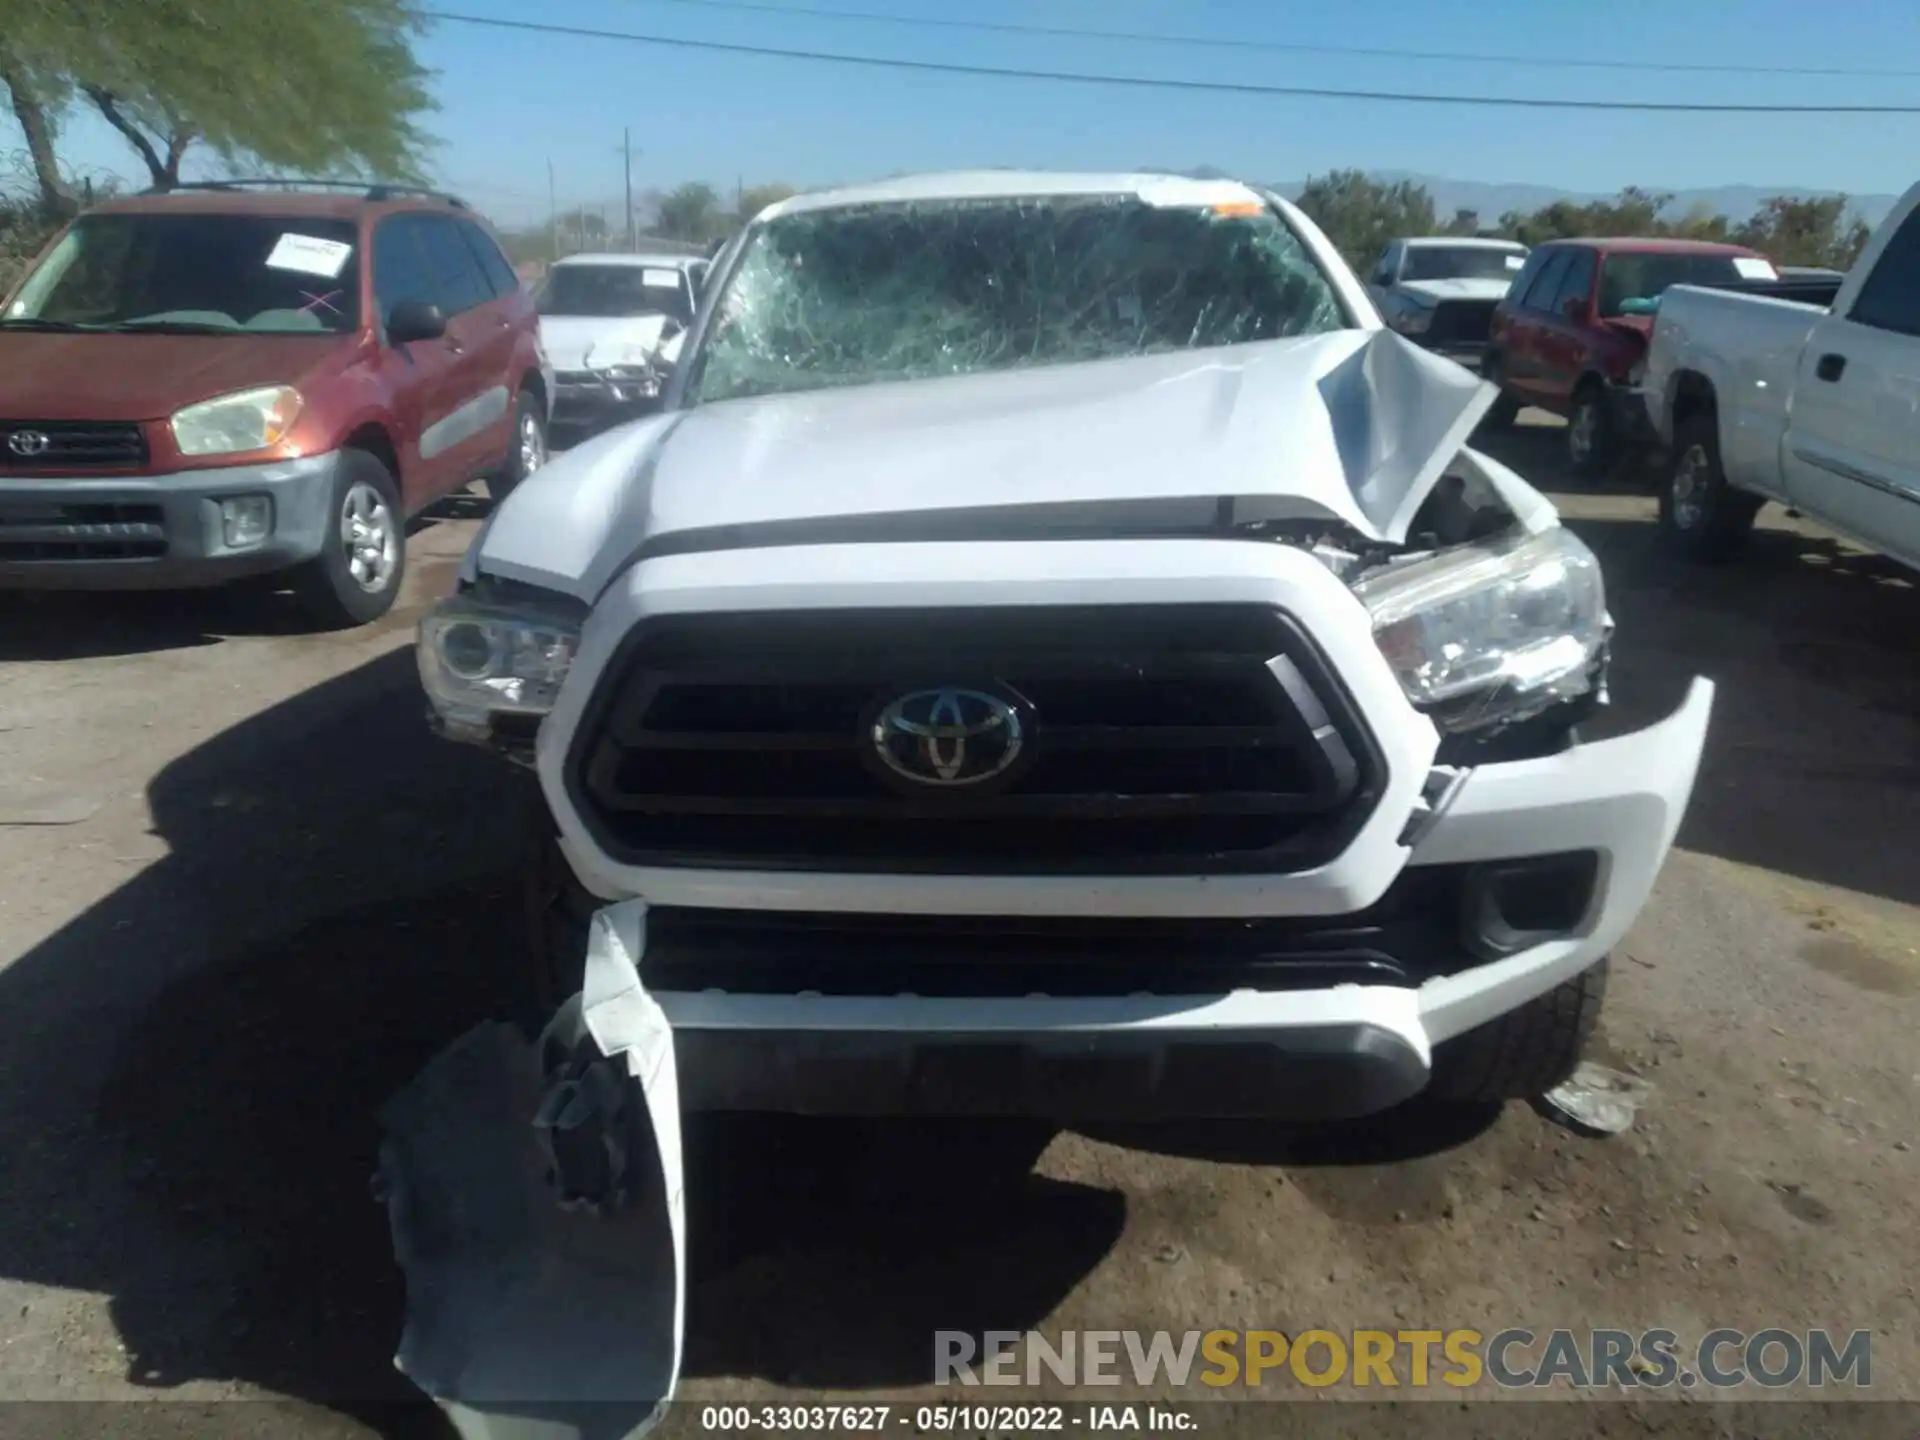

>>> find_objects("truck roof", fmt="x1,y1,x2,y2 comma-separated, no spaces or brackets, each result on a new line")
553,251,705,270
86,188,470,222
763,170,1269,218
1401,236,1527,249
1547,236,1765,256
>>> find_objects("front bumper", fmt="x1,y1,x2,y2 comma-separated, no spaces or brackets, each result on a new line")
532,539,1712,1119
0,451,342,590
551,371,661,423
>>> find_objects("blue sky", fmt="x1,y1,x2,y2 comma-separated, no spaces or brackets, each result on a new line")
46,0,1920,226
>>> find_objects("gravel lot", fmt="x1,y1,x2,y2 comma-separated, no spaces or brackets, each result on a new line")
0,414,1915,1436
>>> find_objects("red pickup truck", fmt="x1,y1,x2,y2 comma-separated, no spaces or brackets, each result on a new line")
1480,237,1777,477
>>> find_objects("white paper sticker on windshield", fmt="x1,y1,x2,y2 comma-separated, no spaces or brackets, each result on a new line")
1505,254,1526,270
1732,256,1778,281
266,233,354,278
642,268,681,288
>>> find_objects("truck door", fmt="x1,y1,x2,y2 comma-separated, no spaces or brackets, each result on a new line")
1781,201,1920,570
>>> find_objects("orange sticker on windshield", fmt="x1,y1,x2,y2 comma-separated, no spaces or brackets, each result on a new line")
1212,201,1263,216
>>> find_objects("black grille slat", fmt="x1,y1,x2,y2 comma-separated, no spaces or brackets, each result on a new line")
0,421,149,469
638,868,1461,994
0,500,167,561
1425,300,1498,347
569,605,1385,875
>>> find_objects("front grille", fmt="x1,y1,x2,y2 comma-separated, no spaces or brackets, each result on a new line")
570,606,1385,874
640,864,1463,994
0,421,149,470
0,500,166,560
1426,300,1498,347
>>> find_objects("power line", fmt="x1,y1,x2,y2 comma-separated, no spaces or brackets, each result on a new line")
422,11,1920,112
606,0,1920,80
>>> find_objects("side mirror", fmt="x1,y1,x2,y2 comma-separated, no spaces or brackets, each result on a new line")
1562,296,1586,320
387,298,447,344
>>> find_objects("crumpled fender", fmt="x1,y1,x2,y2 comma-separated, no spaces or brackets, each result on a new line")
378,901,681,1440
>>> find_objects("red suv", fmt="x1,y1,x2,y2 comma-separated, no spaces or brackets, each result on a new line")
0,182,552,626
1482,237,1773,478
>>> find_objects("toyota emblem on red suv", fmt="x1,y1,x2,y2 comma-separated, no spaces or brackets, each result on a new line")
6,430,50,458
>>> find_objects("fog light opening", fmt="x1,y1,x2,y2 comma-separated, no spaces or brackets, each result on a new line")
1461,851,1601,960
219,494,274,549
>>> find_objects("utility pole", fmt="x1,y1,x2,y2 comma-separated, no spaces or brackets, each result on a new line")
547,158,557,262
623,127,636,252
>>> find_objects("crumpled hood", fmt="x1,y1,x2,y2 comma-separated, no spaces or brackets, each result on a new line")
1396,276,1517,305
539,315,673,372
476,328,1501,601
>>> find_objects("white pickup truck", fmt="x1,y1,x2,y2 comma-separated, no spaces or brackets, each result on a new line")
418,170,1710,1127
1643,181,1920,569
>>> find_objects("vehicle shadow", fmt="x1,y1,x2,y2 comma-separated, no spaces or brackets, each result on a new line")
1576,513,1920,908
1478,420,1920,908
0,648,1125,1434
0,586,328,661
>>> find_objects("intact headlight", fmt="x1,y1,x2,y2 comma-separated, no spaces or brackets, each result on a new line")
1351,526,1607,733
171,385,303,456
417,591,582,744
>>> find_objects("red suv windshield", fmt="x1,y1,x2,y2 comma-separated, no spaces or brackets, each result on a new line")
7,212,362,334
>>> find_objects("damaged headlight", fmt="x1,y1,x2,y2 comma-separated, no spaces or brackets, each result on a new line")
417,590,583,746
1351,526,1607,733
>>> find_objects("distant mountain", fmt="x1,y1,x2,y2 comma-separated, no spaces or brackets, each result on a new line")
1144,168,1899,228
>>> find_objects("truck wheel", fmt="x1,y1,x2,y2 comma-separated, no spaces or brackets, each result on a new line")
1566,383,1614,480
292,448,406,628
1659,414,1762,562
1427,958,1608,1102
488,389,548,505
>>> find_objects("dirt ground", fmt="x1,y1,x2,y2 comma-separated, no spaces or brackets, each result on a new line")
0,414,1915,1437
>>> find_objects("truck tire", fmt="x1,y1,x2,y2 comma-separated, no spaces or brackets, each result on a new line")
1658,412,1762,561
488,388,549,505
1427,957,1608,1102
292,448,407,628
1566,381,1615,480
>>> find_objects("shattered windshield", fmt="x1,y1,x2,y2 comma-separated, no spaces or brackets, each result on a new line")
1401,245,1529,283
687,193,1349,405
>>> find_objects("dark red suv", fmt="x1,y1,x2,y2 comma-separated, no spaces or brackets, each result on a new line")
0,181,553,626
1481,237,1773,477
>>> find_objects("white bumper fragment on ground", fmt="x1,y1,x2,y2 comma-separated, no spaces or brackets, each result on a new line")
378,902,682,1440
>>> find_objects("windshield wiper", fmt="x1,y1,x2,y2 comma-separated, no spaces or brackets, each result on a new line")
109,318,239,335
0,317,93,332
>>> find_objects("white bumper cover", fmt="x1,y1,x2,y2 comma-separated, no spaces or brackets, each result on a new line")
534,536,1712,1083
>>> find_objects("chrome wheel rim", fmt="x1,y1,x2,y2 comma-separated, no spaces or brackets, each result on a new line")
1568,402,1598,465
340,481,398,593
519,410,547,475
1671,443,1710,531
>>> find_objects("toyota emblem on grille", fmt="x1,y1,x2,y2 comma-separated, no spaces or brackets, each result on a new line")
870,687,1026,788
6,430,50,458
